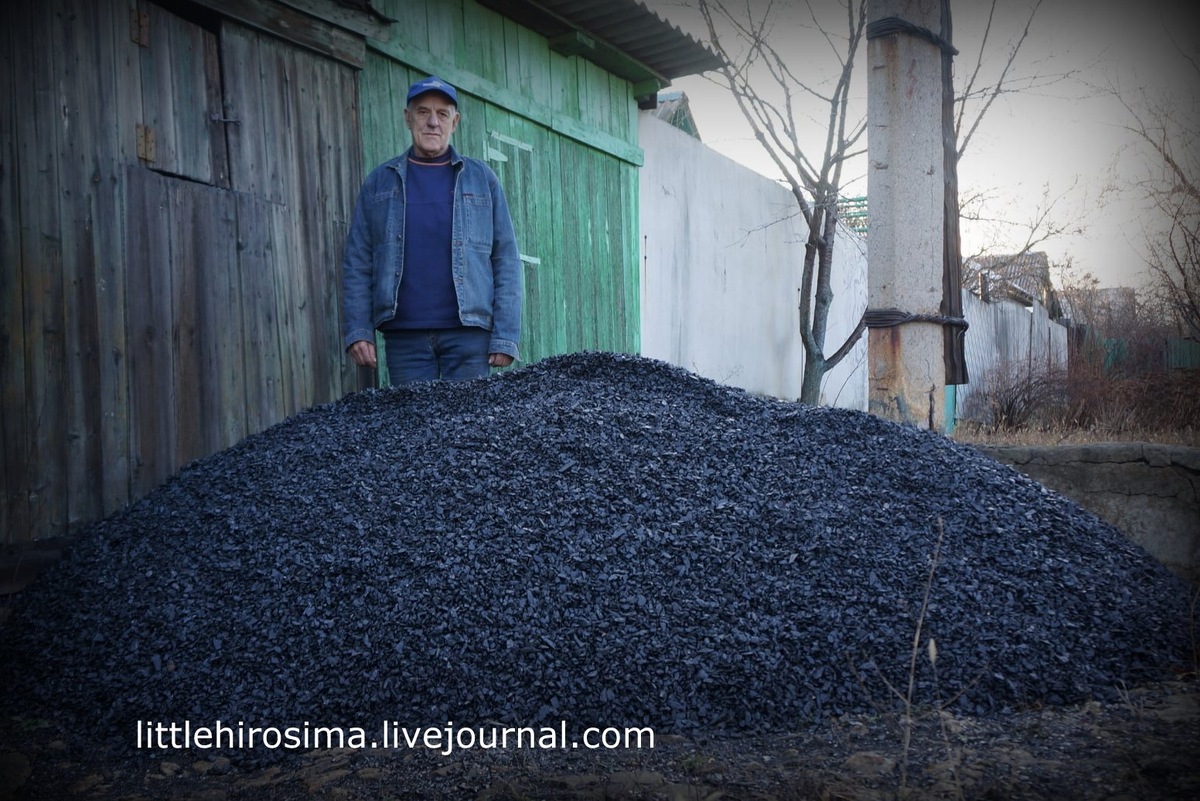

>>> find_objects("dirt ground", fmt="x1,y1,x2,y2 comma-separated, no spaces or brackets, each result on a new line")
2,679,1197,801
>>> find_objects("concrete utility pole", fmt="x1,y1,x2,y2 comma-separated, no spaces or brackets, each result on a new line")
865,0,950,430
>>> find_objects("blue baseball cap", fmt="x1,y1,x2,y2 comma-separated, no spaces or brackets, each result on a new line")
406,76,458,106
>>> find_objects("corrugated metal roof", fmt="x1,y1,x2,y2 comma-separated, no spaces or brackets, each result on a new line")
476,0,724,83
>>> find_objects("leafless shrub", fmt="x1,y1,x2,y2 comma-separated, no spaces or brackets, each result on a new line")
963,353,1199,440
1062,363,1200,436
963,359,1065,433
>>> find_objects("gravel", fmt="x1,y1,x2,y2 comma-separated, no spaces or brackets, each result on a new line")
0,351,1191,753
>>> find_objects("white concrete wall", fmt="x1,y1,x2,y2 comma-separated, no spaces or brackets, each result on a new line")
638,113,868,408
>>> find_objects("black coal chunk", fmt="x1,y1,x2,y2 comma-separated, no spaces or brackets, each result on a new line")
0,352,1190,752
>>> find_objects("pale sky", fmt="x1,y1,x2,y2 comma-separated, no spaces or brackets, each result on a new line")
644,0,1200,289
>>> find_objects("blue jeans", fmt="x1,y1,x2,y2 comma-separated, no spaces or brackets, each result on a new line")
382,327,491,384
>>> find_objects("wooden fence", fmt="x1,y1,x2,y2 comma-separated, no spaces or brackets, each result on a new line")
1,0,363,543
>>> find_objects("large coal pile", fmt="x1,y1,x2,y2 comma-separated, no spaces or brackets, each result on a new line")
0,352,1190,745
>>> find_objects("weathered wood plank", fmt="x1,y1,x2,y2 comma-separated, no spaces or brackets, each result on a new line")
558,142,582,349
580,147,600,348
220,21,267,197
550,48,579,120
308,47,348,405
424,0,458,62
192,183,243,452
607,159,631,351
296,46,326,405
459,89,487,159
192,0,366,68
585,149,606,346
502,18,522,93
387,59,415,155
327,216,356,391
359,50,389,169
529,121,566,360
281,41,317,411
203,29,231,188
140,1,181,175
269,200,302,416
167,179,205,467
13,0,68,540
98,0,135,514
125,165,177,498
169,12,216,183
0,0,27,541
336,61,364,392
599,153,616,347
31,236,68,534
619,163,637,349
500,113,544,360
332,55,365,390
259,29,292,204
546,134,567,356
115,0,146,168
620,162,639,351
458,0,504,81
315,55,359,401
148,8,222,185
516,19,549,108
274,0,392,42
279,0,388,41
608,73,628,144
334,57,363,226
235,192,285,433
386,0,427,59
240,34,301,412
57,0,105,530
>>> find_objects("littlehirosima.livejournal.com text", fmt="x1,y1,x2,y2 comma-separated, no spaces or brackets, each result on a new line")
136,719,655,756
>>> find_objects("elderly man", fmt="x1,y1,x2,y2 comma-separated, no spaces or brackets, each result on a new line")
341,76,523,383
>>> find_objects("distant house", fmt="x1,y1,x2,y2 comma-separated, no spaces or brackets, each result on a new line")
964,252,1061,315
652,91,702,139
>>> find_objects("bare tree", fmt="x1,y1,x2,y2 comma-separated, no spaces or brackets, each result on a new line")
1111,50,1200,339
954,0,1093,277
697,0,868,404
959,181,1088,264
951,0,1081,160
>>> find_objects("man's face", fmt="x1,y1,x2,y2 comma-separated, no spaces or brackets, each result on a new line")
404,93,460,158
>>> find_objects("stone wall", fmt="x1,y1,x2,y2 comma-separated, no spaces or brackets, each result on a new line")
978,443,1200,585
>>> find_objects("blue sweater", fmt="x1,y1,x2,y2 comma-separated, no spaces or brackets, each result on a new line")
384,153,458,329
342,145,524,359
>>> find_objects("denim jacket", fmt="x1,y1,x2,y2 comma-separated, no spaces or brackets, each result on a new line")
341,146,523,359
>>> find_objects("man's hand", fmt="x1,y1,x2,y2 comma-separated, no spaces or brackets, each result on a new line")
488,353,514,368
348,340,377,368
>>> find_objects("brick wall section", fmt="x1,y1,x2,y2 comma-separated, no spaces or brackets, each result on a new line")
979,444,1200,585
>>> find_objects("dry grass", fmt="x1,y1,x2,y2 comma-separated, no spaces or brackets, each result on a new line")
952,363,1200,448
951,422,1200,448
